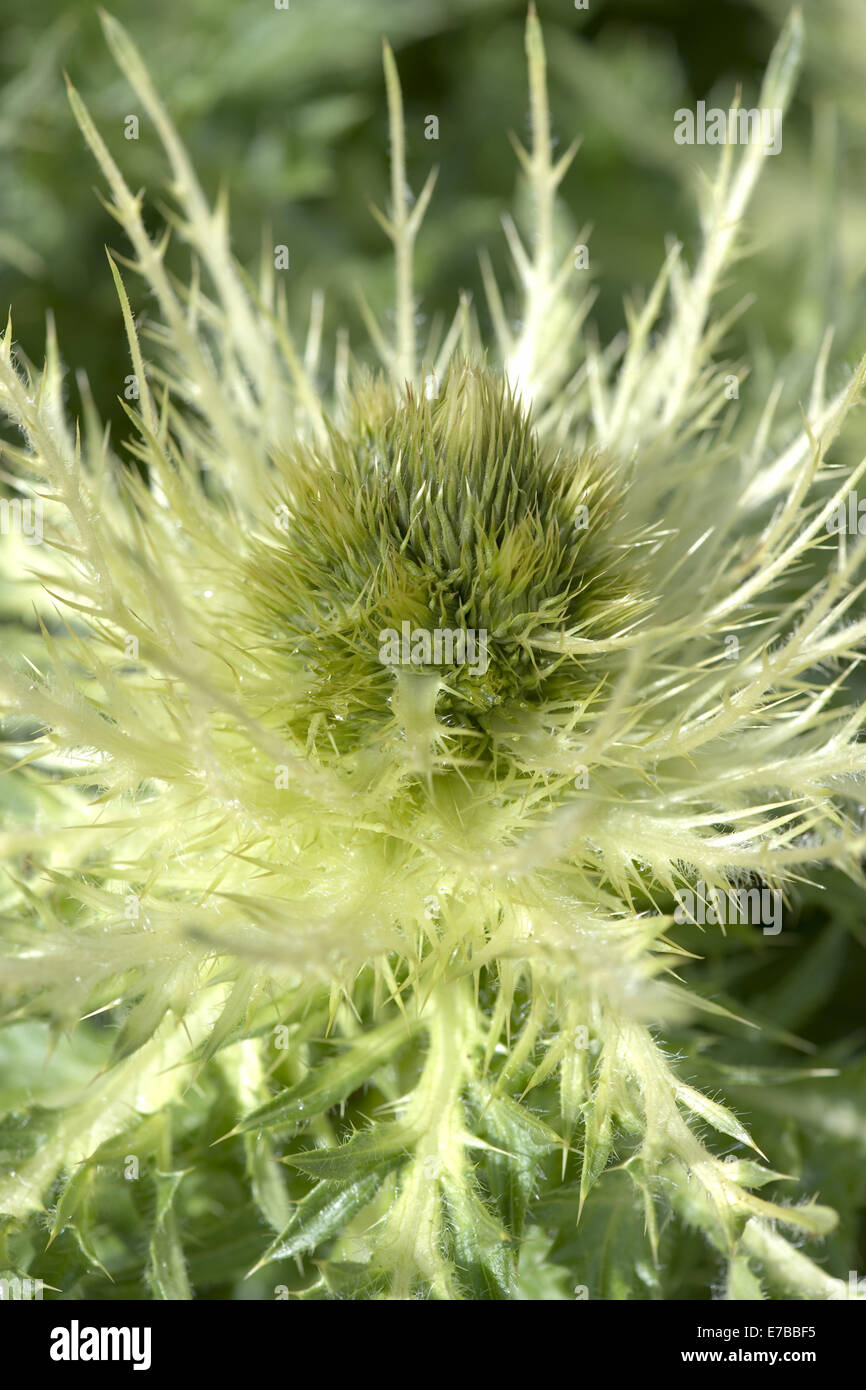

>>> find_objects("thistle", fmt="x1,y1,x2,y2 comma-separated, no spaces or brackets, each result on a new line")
0,7,864,1301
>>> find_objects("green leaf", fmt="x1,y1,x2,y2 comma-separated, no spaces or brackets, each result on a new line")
234,1014,419,1136
736,1192,837,1237
536,1169,663,1300
579,1092,614,1217
441,1173,514,1299
720,1158,792,1190
251,1169,392,1272
147,1169,192,1300
0,1107,62,1216
62,1222,113,1285
474,1091,559,1240
195,972,257,1068
111,976,175,1063
48,1162,99,1251
246,1131,292,1235
675,1082,765,1156
284,1120,418,1181
726,1251,765,1300
319,1259,389,1298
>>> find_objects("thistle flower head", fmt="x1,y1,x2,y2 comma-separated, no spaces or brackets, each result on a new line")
249,363,641,771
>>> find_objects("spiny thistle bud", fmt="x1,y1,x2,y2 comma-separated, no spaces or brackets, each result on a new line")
0,7,864,1304
249,364,643,773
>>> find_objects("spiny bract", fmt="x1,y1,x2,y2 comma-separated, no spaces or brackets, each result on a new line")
0,8,865,1301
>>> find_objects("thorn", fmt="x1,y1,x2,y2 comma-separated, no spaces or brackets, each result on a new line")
211,1125,241,1146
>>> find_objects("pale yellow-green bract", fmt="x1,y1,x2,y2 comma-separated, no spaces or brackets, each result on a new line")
0,8,864,1300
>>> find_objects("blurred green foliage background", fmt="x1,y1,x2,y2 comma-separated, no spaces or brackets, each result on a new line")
2,0,865,441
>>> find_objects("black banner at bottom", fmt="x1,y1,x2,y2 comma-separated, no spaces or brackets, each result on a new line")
3,1296,861,1377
